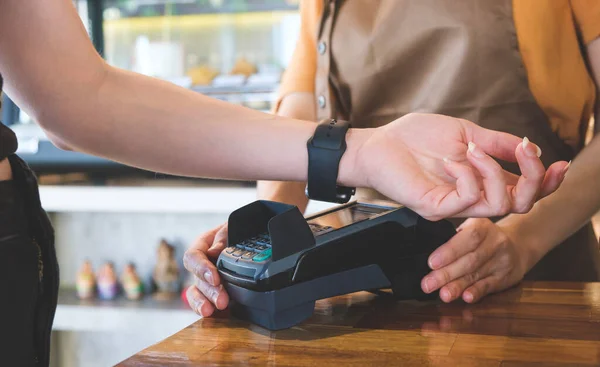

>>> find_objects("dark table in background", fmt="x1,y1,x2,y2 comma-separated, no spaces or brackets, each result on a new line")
119,281,600,366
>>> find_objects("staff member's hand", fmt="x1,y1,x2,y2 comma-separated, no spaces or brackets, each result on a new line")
356,113,568,220
420,218,534,303
183,223,229,317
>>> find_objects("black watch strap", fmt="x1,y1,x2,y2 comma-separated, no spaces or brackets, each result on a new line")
306,119,356,203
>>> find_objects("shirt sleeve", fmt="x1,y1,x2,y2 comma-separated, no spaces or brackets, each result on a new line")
571,0,600,44
272,0,322,113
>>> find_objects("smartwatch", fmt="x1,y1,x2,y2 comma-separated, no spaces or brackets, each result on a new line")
305,119,356,203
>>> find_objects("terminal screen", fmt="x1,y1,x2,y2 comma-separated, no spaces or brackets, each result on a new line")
307,204,392,230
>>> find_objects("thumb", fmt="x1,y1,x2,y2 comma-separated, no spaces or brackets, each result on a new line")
207,223,228,258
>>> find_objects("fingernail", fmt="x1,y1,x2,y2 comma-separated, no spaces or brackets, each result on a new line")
214,286,224,308
210,288,219,304
204,271,214,286
464,292,474,303
562,160,571,178
196,302,204,317
441,288,453,301
424,277,437,293
467,142,484,158
429,255,441,269
522,137,542,158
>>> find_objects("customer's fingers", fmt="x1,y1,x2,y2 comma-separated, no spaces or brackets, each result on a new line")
468,124,522,162
480,155,567,200
539,161,569,198
465,142,511,216
421,158,480,221
509,139,546,213
186,285,214,317
504,166,564,198
503,171,519,186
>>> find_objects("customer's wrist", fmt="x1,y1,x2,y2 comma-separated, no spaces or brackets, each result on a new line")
337,128,372,189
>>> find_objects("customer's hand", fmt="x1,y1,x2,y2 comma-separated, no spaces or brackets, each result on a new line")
183,223,229,317
354,113,568,220
420,217,532,303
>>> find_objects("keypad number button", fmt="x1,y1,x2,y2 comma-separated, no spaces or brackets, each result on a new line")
232,249,245,257
241,251,256,260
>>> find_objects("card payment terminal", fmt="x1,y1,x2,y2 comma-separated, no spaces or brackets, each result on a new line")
217,200,455,330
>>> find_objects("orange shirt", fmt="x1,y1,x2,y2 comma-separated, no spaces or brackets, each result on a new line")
278,0,600,147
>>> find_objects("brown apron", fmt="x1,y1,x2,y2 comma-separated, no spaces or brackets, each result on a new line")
314,0,600,281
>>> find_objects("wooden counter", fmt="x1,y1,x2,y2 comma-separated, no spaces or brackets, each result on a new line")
119,281,600,366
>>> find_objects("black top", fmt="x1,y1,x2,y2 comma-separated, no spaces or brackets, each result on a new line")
0,76,18,160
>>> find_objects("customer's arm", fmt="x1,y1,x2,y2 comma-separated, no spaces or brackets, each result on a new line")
421,37,600,303
256,93,315,212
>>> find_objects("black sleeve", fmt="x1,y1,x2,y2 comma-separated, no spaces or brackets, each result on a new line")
0,76,18,160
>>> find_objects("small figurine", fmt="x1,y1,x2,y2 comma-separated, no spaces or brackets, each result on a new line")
152,239,180,299
97,262,118,300
76,259,96,300
121,262,144,300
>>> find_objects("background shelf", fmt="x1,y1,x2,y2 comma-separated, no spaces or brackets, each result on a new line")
54,289,200,332
39,185,336,214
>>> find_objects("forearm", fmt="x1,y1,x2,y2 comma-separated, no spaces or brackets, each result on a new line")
41,66,367,184
256,92,316,210
42,67,313,181
501,136,600,267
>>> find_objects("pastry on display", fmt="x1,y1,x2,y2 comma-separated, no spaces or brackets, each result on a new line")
97,262,119,300
152,239,180,299
187,65,219,86
230,57,257,78
121,262,144,300
76,259,96,300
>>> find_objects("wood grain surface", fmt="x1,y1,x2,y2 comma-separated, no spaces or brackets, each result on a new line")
119,281,600,366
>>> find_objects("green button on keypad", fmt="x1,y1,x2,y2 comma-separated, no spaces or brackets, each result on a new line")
252,248,272,262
